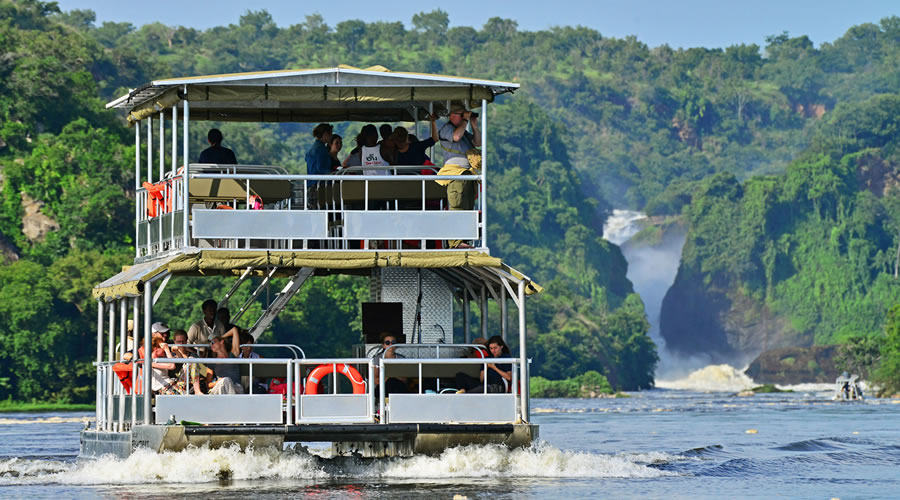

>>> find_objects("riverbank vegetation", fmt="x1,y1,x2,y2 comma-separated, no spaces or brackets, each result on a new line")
0,400,94,413
529,371,621,398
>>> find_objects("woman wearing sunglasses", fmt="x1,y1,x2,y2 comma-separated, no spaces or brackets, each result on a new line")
372,333,408,395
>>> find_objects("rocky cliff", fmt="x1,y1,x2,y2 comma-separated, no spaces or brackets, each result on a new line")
659,271,808,367
745,345,841,384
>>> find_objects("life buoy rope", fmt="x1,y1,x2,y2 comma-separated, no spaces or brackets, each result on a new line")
304,363,366,395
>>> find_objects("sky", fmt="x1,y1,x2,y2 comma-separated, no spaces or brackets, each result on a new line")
56,0,899,49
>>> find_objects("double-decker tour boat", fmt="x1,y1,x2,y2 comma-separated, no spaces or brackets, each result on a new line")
81,66,541,458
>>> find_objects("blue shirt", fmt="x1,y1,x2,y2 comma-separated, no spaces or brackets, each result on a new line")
305,140,331,186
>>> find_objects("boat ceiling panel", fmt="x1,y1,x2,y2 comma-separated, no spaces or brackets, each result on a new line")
92,256,177,301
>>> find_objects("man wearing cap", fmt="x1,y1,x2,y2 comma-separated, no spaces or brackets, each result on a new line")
186,299,224,356
437,101,482,248
138,322,176,394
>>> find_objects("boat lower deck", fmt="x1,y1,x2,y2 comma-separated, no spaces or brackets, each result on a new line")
80,422,538,459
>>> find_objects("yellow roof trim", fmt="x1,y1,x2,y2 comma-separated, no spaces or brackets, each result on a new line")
93,250,540,301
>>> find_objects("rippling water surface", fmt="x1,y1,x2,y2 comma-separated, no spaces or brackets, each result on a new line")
2,388,898,499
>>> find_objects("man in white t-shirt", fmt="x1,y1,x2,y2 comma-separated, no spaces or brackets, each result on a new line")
186,299,224,356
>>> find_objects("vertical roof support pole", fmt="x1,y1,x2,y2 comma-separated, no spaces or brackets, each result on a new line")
158,112,164,248
171,105,177,246
518,280,529,421
480,286,488,340
463,289,471,344
143,282,152,424
131,297,139,429
158,111,164,186
481,99,488,250
106,300,115,431
501,283,508,342
118,299,127,431
135,122,140,259
172,105,177,180
147,115,152,183
95,299,103,429
413,105,418,143
182,90,190,248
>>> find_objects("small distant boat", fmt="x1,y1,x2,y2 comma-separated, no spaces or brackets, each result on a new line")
833,372,864,401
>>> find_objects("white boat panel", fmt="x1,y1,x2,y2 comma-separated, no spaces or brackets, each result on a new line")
155,394,283,424
388,394,516,424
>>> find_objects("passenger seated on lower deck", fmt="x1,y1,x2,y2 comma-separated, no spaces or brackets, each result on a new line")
238,332,267,393
457,336,511,394
202,334,244,394
372,333,408,395
168,329,191,377
187,299,224,357
453,337,488,390
138,322,177,394
217,306,238,333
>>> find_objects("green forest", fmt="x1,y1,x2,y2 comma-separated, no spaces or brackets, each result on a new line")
1,0,900,402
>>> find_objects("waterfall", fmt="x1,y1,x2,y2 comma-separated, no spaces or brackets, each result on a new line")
603,209,686,378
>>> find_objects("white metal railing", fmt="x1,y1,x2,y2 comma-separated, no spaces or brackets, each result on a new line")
134,164,486,260
378,357,523,424
379,343,488,358
95,353,527,429
136,174,186,258
94,359,144,432
293,358,375,424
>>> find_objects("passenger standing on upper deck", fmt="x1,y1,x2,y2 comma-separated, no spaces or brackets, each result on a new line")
328,134,343,171
305,123,333,208
186,299,224,356
395,114,439,167
197,129,237,164
438,102,481,166
437,102,481,248
379,124,393,143
358,124,391,176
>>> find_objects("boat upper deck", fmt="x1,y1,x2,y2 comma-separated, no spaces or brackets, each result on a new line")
108,66,519,263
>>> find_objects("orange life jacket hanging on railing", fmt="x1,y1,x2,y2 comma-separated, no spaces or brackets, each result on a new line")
112,362,134,394
142,181,169,218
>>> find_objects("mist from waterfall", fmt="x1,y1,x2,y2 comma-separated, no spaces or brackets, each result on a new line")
603,209,690,379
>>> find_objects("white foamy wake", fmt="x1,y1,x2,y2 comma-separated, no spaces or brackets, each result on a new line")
774,382,836,393
656,364,755,392
370,443,674,479
0,416,92,425
0,442,675,485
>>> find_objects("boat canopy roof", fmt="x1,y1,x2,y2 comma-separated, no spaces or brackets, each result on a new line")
106,65,519,124
93,250,541,302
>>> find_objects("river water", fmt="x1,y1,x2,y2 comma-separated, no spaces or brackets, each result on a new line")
2,381,898,499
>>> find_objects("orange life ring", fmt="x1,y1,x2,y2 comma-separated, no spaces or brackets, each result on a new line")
304,363,366,395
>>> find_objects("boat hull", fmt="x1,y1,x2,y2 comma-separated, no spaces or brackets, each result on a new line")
79,423,537,459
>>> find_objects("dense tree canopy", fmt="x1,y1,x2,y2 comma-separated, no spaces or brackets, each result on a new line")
666,93,900,359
